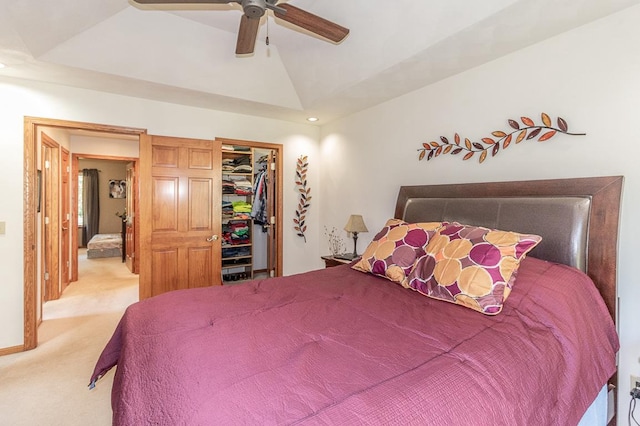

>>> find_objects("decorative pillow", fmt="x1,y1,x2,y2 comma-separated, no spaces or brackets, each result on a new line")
406,222,541,315
352,219,444,287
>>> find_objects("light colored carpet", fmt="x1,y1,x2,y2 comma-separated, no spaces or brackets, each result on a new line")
0,250,137,426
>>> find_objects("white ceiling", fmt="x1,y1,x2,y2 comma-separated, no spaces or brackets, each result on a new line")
1,0,638,125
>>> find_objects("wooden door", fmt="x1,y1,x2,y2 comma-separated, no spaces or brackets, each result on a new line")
41,144,51,306
41,134,60,302
139,135,222,299
60,147,70,293
125,162,138,274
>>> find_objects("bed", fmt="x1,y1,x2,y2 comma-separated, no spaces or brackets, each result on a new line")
90,176,623,425
86,233,123,259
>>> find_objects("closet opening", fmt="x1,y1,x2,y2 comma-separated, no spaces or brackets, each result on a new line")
218,138,282,286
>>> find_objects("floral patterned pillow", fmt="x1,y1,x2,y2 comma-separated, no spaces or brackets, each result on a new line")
406,222,542,315
352,219,444,287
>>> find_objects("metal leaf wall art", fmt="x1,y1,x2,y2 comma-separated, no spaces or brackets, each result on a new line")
418,113,585,164
294,155,311,242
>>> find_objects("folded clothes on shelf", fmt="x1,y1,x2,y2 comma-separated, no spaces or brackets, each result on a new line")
232,201,252,213
233,164,252,173
222,219,251,245
222,246,251,258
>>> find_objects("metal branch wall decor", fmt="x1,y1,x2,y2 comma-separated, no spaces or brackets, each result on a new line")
418,113,585,164
294,155,311,243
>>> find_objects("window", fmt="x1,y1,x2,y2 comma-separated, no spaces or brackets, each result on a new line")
77,173,84,227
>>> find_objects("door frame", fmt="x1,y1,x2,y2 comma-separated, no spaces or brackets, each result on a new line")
71,153,140,282
23,117,146,351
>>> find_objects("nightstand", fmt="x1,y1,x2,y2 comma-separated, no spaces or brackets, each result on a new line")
321,255,356,268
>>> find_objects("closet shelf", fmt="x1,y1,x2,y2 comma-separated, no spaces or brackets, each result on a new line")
222,146,254,281
222,255,252,261
222,262,252,269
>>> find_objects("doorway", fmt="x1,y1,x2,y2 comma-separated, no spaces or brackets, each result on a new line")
216,138,283,282
71,154,140,281
23,117,146,351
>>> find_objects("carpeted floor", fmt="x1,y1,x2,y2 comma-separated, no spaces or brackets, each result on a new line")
0,250,138,426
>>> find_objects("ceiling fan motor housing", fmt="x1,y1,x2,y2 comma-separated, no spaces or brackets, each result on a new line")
241,0,266,18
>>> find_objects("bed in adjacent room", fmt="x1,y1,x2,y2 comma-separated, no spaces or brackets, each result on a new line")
90,176,623,426
86,233,122,259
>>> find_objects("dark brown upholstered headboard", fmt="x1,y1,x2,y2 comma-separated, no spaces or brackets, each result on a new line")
399,196,590,272
394,176,623,324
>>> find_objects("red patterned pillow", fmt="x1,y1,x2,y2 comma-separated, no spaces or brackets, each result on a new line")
352,219,444,287
406,222,541,315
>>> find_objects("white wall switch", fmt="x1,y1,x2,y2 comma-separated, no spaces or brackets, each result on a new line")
0,221,5,234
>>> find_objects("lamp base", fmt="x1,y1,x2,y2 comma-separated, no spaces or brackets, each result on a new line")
334,253,358,261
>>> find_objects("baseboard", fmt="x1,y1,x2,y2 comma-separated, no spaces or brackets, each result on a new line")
0,344,25,357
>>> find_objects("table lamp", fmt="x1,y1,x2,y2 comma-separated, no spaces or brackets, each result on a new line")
337,214,368,260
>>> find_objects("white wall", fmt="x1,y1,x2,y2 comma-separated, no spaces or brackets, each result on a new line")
0,78,320,349
71,135,140,158
320,5,640,419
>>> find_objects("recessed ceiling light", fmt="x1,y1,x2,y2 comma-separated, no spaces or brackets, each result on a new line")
307,117,319,122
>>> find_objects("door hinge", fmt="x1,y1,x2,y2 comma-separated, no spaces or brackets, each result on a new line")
44,217,50,224
269,270,275,278
44,160,50,169
270,216,276,225
270,162,276,171
44,272,50,280
66,166,70,173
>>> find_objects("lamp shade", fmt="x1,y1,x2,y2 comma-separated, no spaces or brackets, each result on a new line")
344,215,368,233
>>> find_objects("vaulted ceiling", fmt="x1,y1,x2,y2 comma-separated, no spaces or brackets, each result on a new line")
1,0,638,124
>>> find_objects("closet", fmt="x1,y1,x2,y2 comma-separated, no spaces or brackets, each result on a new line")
221,144,276,284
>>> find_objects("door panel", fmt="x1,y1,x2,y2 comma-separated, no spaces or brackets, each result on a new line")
189,178,213,230
151,249,179,294
188,246,214,288
140,135,222,300
152,177,179,231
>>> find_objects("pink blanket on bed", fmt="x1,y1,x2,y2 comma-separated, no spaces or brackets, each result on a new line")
91,257,618,425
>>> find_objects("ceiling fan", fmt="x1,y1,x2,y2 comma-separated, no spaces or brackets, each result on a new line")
132,0,350,55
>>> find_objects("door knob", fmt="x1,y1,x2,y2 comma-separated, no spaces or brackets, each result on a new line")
62,226,68,231
206,235,219,242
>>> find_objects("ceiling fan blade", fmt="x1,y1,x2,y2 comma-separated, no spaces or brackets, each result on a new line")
236,15,260,54
274,4,349,43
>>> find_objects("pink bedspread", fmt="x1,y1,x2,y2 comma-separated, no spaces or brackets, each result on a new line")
91,257,618,425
